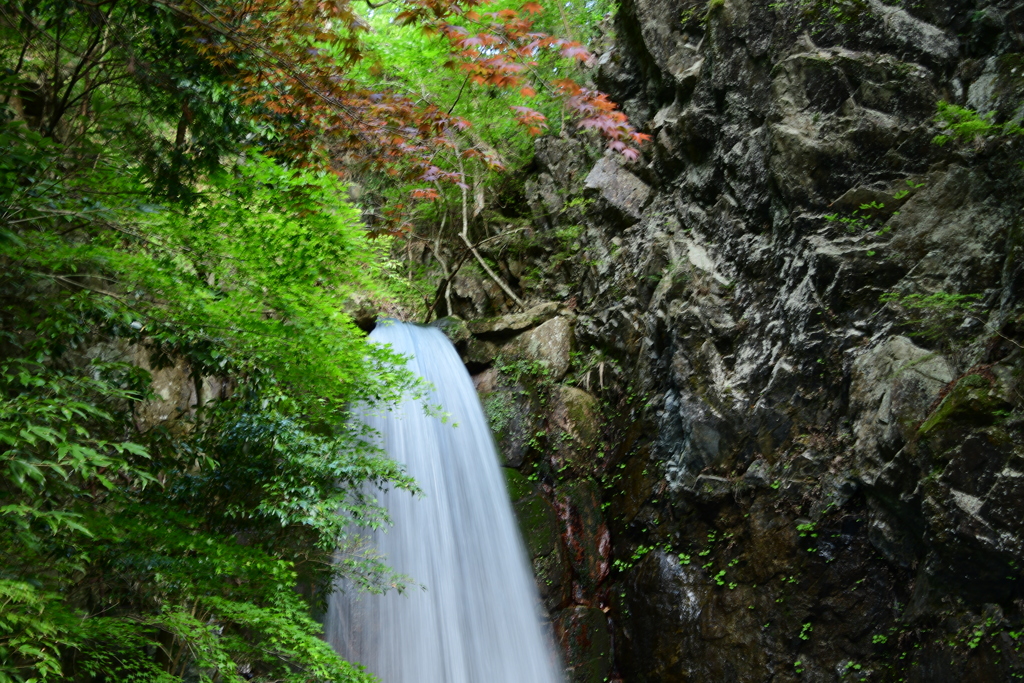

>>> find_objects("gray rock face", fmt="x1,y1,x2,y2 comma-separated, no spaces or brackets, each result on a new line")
632,0,703,85
464,0,1024,677
584,156,652,225
849,335,952,464
868,0,959,63
81,341,227,433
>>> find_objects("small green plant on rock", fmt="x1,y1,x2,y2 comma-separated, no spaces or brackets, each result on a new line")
550,224,585,268
879,291,984,363
824,201,893,236
796,522,817,538
495,356,552,385
932,101,1024,146
613,544,654,573
840,661,863,677
483,391,518,436
679,3,706,26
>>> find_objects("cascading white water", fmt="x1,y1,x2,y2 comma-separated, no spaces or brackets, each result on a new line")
325,320,564,683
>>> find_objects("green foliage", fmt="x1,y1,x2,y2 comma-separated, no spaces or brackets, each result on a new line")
495,355,552,385
612,544,653,572
358,0,618,312
823,197,901,237
353,0,605,227
879,291,984,344
484,390,519,436
0,24,420,679
679,5,704,27
932,101,1024,146
0,0,257,201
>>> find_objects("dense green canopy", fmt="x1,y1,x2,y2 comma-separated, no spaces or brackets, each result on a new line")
0,2,422,681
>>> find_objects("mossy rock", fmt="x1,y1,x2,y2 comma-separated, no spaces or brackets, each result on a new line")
483,386,539,467
504,468,560,559
466,337,501,366
533,549,570,611
466,301,560,336
550,385,602,474
918,373,1008,436
555,606,612,683
558,386,601,444
503,467,534,503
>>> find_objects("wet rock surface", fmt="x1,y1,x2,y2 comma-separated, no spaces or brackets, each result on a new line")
455,0,1024,678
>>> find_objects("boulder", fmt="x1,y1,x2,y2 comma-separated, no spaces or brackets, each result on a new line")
849,335,953,467
466,301,561,336
549,386,603,474
501,316,574,381
584,156,651,226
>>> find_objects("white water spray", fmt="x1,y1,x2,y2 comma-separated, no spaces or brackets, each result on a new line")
325,321,564,683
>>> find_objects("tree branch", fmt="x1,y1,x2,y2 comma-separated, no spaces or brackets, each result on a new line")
457,157,523,309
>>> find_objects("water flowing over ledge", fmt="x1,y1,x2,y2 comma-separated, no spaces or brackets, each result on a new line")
325,320,564,683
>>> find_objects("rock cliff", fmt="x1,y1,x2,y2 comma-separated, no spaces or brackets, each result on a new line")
438,0,1024,678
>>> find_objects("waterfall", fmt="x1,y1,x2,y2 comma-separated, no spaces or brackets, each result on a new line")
325,321,564,683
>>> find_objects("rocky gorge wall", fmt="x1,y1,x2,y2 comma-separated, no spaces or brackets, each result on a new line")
430,0,1024,679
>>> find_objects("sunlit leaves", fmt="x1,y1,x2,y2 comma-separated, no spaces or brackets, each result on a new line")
0,121,416,681
154,0,646,234
510,105,548,135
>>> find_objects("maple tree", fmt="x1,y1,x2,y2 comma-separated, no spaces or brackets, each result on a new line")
164,0,647,229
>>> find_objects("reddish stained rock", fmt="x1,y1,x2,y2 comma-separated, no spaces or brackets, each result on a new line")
554,605,613,683
554,478,611,594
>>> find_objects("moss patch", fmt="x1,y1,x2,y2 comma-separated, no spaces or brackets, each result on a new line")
918,373,1002,436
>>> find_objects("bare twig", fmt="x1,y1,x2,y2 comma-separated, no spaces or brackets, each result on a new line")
457,157,523,309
